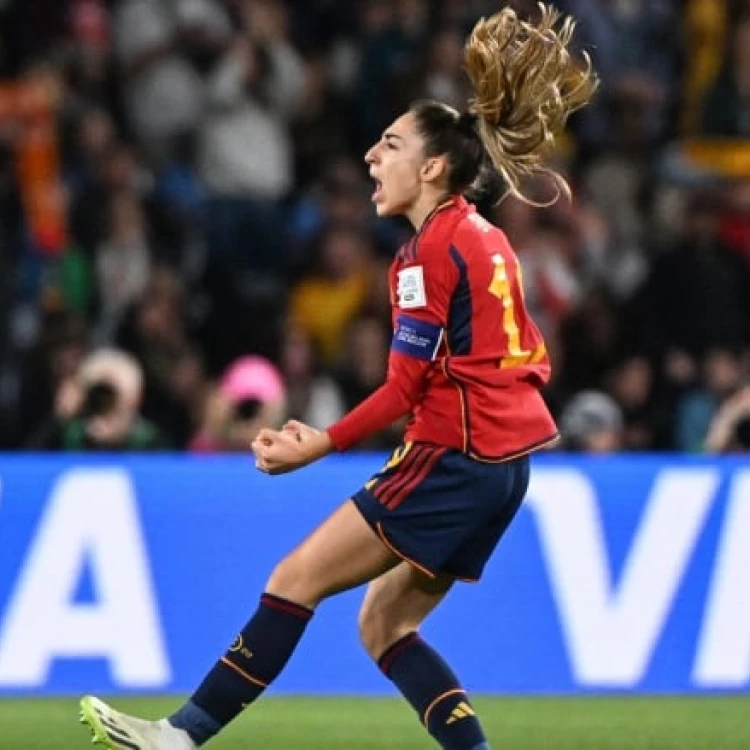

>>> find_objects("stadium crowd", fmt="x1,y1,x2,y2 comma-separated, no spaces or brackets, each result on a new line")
0,0,749,453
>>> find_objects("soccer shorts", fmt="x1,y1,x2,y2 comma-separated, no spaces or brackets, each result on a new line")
352,442,530,581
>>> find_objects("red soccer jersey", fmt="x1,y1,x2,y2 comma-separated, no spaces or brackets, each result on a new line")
328,195,558,460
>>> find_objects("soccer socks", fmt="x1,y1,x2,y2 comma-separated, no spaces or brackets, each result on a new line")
170,593,313,745
378,632,488,750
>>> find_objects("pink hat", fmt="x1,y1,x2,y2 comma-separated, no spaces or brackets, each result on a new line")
219,356,285,404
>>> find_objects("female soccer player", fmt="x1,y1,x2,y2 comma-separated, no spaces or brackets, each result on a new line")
80,5,597,749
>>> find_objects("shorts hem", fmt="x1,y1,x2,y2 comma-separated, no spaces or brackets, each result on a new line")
350,493,438,578
375,522,437,579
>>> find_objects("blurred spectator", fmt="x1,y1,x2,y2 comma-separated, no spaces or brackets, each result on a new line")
559,390,624,453
718,180,750,269
705,386,750,453
418,26,471,111
632,190,750,358
559,0,681,153
281,322,346,431
681,0,728,134
17,311,89,446
289,157,405,257
511,212,583,340
28,347,167,450
557,286,624,397
291,52,354,190
3,0,750,454
190,355,286,452
198,3,304,271
699,12,750,137
605,353,671,450
113,0,231,160
676,346,746,452
146,345,211,448
291,224,373,365
579,165,648,299
92,190,151,344
353,0,425,146
61,0,117,118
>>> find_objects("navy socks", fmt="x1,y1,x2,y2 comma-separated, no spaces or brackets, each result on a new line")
170,593,313,744
378,632,488,750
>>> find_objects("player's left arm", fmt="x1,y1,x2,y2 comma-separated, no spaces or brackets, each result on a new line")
326,242,457,452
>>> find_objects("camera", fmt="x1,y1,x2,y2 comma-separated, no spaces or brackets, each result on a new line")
79,381,120,420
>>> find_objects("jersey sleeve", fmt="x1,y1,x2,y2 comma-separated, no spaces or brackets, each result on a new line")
393,241,457,327
326,242,458,451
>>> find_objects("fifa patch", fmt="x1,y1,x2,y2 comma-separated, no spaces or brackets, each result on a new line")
392,315,443,361
397,265,427,309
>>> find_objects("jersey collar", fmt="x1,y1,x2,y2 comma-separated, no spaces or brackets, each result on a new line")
417,194,468,237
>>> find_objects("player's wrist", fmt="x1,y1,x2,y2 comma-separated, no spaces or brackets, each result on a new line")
304,431,334,462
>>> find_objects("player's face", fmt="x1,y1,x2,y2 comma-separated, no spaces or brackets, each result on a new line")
364,112,430,217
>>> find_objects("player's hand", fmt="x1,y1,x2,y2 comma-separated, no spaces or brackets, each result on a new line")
252,427,332,475
282,419,320,443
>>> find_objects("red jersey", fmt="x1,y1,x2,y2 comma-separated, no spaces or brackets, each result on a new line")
328,195,558,460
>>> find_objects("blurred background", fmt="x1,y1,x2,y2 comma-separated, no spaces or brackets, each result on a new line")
0,0,749,455
2,4,750,746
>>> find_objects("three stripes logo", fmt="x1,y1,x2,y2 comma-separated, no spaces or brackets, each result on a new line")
446,701,476,725
89,704,139,749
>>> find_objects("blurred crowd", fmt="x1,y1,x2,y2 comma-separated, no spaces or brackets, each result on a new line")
0,0,749,454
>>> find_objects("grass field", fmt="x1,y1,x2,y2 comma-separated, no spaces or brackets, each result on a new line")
1,695,748,749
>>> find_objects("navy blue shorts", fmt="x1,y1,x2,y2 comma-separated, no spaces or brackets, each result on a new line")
352,442,530,581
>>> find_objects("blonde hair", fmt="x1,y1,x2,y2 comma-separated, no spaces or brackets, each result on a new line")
464,3,598,204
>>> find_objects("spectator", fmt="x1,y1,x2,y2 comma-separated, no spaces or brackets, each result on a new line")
4,0,750,453
632,189,750,358
198,3,304,271
92,190,151,344
290,224,373,365
28,347,167,450
281,322,346,431
676,346,745,452
17,312,90,446
190,355,286,452
700,13,750,137
113,0,207,159
705,386,750,453
605,353,670,450
559,390,624,454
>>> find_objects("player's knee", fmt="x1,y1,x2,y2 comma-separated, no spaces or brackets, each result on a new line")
358,603,414,661
265,552,322,610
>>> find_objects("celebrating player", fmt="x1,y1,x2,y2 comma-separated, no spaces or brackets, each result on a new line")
79,5,597,749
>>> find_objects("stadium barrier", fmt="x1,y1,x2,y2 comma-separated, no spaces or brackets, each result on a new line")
0,453,748,696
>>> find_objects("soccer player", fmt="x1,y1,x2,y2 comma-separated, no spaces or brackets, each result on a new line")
79,5,597,749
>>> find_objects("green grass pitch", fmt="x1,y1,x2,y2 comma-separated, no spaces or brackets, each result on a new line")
1,695,748,749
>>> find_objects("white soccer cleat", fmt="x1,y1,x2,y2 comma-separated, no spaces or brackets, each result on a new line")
79,696,196,750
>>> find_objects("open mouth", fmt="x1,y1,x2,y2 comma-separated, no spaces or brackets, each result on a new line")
372,179,383,202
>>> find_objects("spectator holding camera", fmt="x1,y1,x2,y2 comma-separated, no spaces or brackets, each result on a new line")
28,347,167,451
189,355,286,452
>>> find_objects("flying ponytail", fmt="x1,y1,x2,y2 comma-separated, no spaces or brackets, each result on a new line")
464,3,598,205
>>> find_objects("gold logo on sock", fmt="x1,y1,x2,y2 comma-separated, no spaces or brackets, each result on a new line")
446,701,476,725
229,635,253,659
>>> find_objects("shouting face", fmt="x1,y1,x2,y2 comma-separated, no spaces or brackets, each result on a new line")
365,111,435,218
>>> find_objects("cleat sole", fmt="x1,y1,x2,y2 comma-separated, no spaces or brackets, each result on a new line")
79,696,118,750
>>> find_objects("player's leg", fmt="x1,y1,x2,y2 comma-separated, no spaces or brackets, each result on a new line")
81,499,399,749
359,564,490,750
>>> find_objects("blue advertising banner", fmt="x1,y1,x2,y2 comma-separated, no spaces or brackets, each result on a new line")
0,454,748,696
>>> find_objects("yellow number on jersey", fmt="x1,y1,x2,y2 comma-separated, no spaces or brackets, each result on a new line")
488,254,545,368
